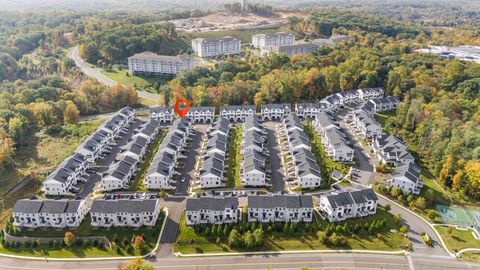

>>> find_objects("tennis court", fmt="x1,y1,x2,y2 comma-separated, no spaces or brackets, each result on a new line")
436,205,473,227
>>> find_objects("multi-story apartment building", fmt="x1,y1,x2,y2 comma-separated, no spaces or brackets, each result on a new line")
186,197,239,226
90,199,161,228
292,148,323,188
261,103,291,121
322,128,354,162
150,107,174,123
362,96,400,115
389,162,423,195
248,195,313,223
351,109,383,138
192,36,241,57
128,52,194,76
219,105,256,122
102,155,138,191
199,153,225,188
13,199,89,229
357,88,385,101
372,134,415,165
319,187,378,222
252,32,295,48
260,42,320,56
241,152,266,186
295,103,328,119
145,151,176,189
186,107,215,123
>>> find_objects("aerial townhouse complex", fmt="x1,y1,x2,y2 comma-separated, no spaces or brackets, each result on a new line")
42,107,135,195
362,96,400,115
351,109,383,138
145,117,192,189
186,106,215,123
150,106,174,124
220,105,256,122
13,199,89,229
389,162,423,195
319,187,378,222
90,199,161,228
261,103,291,121
241,115,268,187
248,194,314,223
283,115,323,188
252,32,295,48
185,197,239,226
313,112,354,162
128,52,194,76
192,36,242,57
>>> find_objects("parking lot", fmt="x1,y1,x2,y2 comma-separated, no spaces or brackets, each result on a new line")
76,118,144,198
264,121,286,193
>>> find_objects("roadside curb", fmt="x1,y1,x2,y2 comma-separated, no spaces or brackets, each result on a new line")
376,193,455,258
173,249,408,258
0,208,169,262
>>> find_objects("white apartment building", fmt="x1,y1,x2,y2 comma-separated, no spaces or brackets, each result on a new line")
252,32,295,48
219,105,256,122
186,107,215,123
351,109,383,138
41,153,87,196
199,153,225,188
186,197,239,226
357,88,385,101
364,96,400,114
128,52,194,76
248,195,313,223
319,187,378,222
260,42,320,56
322,128,354,162
389,162,424,195
292,148,323,188
261,103,291,121
313,111,337,137
90,199,161,228
295,103,328,119
209,117,231,137
192,36,241,57
150,107,174,123
145,151,176,189
102,155,138,191
241,153,266,186
372,134,415,165
13,199,88,229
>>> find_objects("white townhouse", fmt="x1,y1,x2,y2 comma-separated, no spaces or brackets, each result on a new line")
313,112,337,137
372,134,415,165
351,109,383,138
389,162,423,195
150,107,174,124
365,96,400,113
319,187,378,222
134,119,161,143
145,151,176,190
122,135,149,161
243,114,262,133
286,129,312,154
261,103,291,121
128,52,194,76
248,195,313,223
209,118,231,137
13,199,88,229
199,153,226,188
260,42,320,56
357,88,384,101
206,133,228,156
295,103,328,119
186,106,215,123
192,36,241,57
241,154,266,187
334,89,361,105
219,105,256,122
322,128,354,162
76,137,105,163
292,148,323,188
102,155,138,191
41,153,88,195
283,114,304,133
90,199,161,228
186,197,239,226
252,32,295,48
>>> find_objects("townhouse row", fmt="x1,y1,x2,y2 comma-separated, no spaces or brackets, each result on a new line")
313,112,354,162
41,107,135,196
199,118,232,188
145,117,192,189
241,115,268,187
12,198,162,230
319,187,378,222
282,115,323,188
150,106,215,124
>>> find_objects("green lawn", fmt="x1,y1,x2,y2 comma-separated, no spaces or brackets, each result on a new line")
304,122,350,187
459,251,480,263
374,111,397,129
436,226,480,252
128,129,168,191
100,68,172,90
226,126,243,188
4,213,165,258
174,207,408,254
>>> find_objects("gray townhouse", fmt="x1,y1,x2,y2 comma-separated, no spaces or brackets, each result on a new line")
248,195,313,223
319,187,378,222
186,197,239,226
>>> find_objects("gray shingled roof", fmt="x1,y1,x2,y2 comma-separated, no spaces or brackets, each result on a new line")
186,197,238,211
248,195,313,209
91,199,158,214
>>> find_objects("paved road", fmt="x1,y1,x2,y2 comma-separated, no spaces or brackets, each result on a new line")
175,125,208,196
68,46,160,103
264,121,285,192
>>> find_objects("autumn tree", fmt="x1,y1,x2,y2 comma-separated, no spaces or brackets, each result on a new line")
64,231,75,247
64,101,80,124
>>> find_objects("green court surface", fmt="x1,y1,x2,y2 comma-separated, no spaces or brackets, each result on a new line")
437,205,480,230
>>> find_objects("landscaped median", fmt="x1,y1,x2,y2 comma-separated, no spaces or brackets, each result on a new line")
435,225,480,262
226,125,243,189
0,210,167,259
173,207,410,255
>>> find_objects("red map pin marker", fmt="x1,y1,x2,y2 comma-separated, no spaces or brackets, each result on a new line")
174,98,190,118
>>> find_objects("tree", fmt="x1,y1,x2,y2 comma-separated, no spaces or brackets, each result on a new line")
119,258,155,270
390,187,402,198
385,204,391,212
244,231,255,249
132,235,145,252
394,213,402,224
416,197,427,210
427,210,438,221
64,231,75,247
252,228,264,247
64,101,80,124
228,229,241,248
400,226,408,234
317,231,328,245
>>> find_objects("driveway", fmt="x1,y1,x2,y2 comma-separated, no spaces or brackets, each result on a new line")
264,121,285,192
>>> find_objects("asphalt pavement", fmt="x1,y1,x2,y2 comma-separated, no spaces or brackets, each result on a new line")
264,121,285,193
